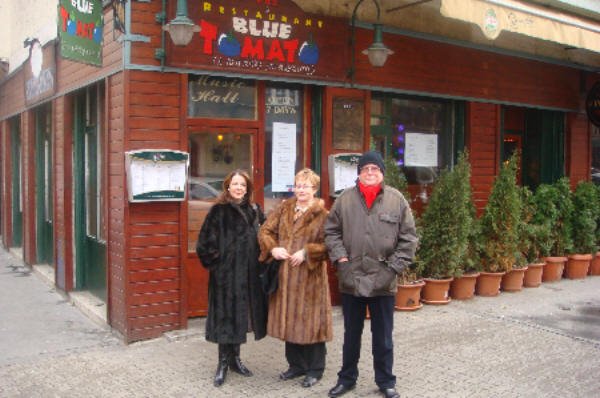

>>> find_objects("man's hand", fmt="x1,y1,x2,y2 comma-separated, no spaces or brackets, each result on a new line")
337,257,349,264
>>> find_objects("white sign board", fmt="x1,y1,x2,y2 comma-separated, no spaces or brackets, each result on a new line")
328,153,361,196
126,150,189,202
271,122,297,192
405,132,438,167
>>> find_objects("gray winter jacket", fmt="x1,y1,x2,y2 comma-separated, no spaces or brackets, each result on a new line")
324,184,418,297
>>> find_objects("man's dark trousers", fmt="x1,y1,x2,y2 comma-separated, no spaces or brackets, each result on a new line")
337,293,396,389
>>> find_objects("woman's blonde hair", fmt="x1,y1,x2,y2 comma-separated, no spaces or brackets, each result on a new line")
295,168,320,188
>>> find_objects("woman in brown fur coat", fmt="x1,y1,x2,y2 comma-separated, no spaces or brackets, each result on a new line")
258,168,333,388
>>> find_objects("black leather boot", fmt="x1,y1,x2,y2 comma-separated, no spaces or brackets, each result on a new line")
214,345,229,387
229,344,253,377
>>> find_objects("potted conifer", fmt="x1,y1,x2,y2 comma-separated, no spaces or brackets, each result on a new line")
415,152,473,304
591,183,600,275
384,157,425,311
535,178,573,282
566,181,599,278
520,186,552,288
477,152,521,296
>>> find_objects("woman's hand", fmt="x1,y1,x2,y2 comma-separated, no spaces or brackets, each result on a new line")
289,249,305,267
271,247,290,260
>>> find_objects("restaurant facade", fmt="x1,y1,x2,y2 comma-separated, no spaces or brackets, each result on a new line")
0,0,599,342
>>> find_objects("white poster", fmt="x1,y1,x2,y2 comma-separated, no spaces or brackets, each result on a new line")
271,122,297,192
405,132,438,167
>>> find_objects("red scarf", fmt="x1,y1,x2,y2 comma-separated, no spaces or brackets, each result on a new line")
359,182,381,209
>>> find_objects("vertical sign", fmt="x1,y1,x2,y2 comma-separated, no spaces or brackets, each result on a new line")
58,0,103,66
272,122,297,192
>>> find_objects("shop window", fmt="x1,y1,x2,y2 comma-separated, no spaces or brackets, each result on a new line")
371,95,454,186
187,132,253,251
263,84,304,214
84,84,105,242
592,125,600,185
188,75,256,120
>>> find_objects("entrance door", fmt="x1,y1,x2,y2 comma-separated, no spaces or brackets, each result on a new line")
523,109,565,189
185,128,257,316
74,86,106,300
10,118,23,248
35,104,53,264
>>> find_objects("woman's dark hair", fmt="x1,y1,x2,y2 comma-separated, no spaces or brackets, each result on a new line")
217,169,254,204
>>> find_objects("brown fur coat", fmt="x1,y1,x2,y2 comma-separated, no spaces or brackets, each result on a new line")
258,198,333,344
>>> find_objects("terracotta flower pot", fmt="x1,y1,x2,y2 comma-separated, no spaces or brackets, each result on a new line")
395,281,425,311
421,278,453,305
475,272,505,297
523,262,545,288
590,252,600,276
542,256,566,282
565,254,592,279
449,273,479,300
501,266,528,292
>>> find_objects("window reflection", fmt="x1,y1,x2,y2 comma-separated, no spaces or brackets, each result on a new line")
187,132,252,251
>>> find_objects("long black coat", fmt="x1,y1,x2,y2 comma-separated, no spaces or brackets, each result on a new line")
196,201,267,344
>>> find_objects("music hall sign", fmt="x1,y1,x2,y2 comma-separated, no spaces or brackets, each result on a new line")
166,0,349,82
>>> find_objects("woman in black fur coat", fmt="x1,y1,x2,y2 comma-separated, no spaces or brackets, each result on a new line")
196,169,267,387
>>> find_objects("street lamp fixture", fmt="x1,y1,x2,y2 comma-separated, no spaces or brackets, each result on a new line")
163,0,200,46
348,0,394,81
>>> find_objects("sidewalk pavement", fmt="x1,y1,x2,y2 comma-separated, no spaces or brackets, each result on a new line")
1,246,599,397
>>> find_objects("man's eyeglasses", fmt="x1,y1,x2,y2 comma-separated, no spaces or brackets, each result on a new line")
360,166,381,174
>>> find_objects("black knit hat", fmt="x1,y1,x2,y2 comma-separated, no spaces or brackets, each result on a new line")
357,150,385,175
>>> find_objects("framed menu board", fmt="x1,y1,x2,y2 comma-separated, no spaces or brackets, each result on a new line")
332,97,364,151
126,150,189,202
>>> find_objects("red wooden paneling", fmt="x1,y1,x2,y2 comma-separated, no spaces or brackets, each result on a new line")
566,112,591,185
108,71,127,338
467,102,500,214
352,28,580,112
120,70,184,342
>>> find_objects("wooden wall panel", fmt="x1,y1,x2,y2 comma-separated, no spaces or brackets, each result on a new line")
117,70,183,342
54,97,66,289
22,111,36,264
0,70,25,118
129,1,163,68
0,120,9,247
566,112,591,185
108,71,127,338
467,102,500,214
353,28,581,112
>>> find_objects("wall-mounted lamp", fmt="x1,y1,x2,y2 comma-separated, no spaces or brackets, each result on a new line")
348,0,394,79
164,0,200,46
156,0,200,66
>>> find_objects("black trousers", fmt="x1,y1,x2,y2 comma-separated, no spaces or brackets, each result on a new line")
337,294,396,389
285,341,326,378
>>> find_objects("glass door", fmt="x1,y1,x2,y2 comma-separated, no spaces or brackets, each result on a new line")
185,128,256,316
35,104,53,264
74,85,106,301
10,117,22,248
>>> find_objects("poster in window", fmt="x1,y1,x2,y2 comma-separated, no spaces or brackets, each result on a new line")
405,133,438,167
271,123,297,192
332,98,364,151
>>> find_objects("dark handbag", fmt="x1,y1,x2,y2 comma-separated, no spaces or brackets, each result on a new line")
259,259,281,295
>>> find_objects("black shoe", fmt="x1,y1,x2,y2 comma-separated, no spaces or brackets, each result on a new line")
229,356,253,377
328,383,356,397
279,368,305,380
301,375,320,388
213,359,228,387
380,387,400,398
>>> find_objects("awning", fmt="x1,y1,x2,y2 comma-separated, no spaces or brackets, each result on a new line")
440,0,600,54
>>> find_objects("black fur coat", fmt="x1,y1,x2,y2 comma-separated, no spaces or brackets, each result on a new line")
196,201,267,344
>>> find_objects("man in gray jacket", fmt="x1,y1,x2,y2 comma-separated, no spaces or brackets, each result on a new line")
324,151,418,398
